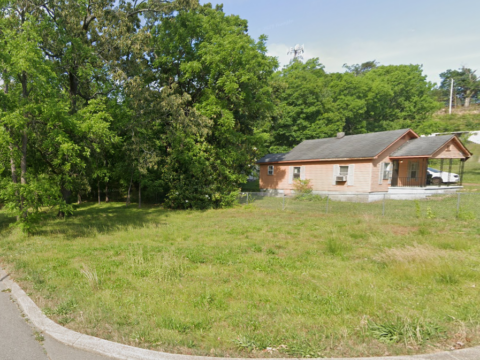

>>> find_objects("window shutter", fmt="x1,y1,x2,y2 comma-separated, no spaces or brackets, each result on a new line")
378,163,384,185
300,166,306,180
332,165,339,185
347,164,355,186
288,166,293,184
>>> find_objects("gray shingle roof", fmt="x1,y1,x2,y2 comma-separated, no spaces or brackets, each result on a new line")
389,135,455,157
256,153,288,163
257,129,411,163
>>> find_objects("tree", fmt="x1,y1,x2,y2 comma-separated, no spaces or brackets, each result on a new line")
362,64,440,132
343,60,378,76
440,67,480,108
147,3,278,208
264,62,440,153
265,59,343,152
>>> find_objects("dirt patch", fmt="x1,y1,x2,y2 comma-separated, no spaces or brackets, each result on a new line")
376,243,453,264
389,226,418,236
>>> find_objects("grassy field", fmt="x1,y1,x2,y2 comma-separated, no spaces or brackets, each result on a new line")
0,142,479,359
1,198,480,358
463,142,480,187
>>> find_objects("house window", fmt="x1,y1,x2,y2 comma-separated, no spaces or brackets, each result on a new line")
333,164,354,185
339,166,349,176
409,161,419,179
293,167,301,180
268,165,274,175
383,163,391,180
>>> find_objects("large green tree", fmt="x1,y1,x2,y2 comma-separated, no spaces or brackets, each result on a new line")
144,3,278,208
264,61,439,153
440,67,480,108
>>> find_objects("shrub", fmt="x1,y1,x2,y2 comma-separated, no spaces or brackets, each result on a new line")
293,179,312,195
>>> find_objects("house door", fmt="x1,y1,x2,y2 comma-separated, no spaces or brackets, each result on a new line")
391,160,399,186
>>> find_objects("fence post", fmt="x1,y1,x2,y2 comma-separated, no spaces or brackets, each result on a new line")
246,192,249,205
326,195,329,214
382,194,386,216
456,192,460,217
282,193,285,211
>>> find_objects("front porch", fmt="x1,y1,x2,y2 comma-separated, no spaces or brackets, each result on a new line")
389,158,466,188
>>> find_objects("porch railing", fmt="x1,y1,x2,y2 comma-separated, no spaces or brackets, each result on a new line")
392,176,427,187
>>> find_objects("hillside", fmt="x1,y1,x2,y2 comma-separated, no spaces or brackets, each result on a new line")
417,105,480,135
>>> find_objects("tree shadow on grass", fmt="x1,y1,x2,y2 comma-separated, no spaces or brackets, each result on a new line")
0,210,16,232
31,201,170,240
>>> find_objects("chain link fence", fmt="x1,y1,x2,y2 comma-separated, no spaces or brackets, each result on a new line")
238,192,480,220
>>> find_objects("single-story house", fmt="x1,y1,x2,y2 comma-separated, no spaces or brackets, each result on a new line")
256,129,472,198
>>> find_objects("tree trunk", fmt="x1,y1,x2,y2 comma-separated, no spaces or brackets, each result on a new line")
105,184,109,203
138,181,141,209
78,193,82,204
68,71,77,113
465,96,471,108
4,74,18,220
126,171,133,206
20,72,28,218
97,181,101,205
20,130,27,218
58,186,72,218
9,145,19,221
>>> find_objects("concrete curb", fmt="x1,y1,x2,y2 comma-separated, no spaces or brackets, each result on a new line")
0,266,479,360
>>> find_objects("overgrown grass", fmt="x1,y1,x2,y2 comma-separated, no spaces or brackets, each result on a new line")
463,142,480,188
1,197,480,358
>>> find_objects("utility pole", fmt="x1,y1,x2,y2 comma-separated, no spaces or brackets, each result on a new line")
449,78,454,114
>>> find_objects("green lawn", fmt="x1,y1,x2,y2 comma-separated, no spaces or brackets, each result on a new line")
463,142,480,188
1,199,480,358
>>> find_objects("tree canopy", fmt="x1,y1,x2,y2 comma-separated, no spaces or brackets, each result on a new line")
0,0,457,230
440,67,480,108
262,60,440,153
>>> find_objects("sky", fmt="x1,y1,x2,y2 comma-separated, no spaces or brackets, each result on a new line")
199,0,480,85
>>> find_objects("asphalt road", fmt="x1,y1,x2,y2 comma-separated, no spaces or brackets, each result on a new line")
0,282,110,360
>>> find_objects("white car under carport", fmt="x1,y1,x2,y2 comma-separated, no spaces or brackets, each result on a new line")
427,167,460,185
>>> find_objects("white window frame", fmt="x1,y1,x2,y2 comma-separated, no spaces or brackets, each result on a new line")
333,164,355,186
293,166,301,180
383,162,391,180
267,165,274,176
289,166,306,184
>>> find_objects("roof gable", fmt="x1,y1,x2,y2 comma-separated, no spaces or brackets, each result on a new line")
389,136,459,157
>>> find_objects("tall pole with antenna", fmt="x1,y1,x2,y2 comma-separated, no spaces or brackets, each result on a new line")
287,44,305,61
449,78,454,114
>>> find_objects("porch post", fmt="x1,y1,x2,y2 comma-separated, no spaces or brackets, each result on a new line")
426,158,430,186
447,159,453,186
459,159,465,186
440,159,444,185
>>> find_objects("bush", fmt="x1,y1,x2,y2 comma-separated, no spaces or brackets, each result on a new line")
293,179,313,195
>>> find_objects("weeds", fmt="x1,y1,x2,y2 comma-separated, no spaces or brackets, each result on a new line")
80,265,99,289
368,318,443,345
1,201,480,358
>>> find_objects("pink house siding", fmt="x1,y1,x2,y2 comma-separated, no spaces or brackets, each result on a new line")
260,160,373,193
432,141,469,159
259,164,291,190
370,132,416,192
